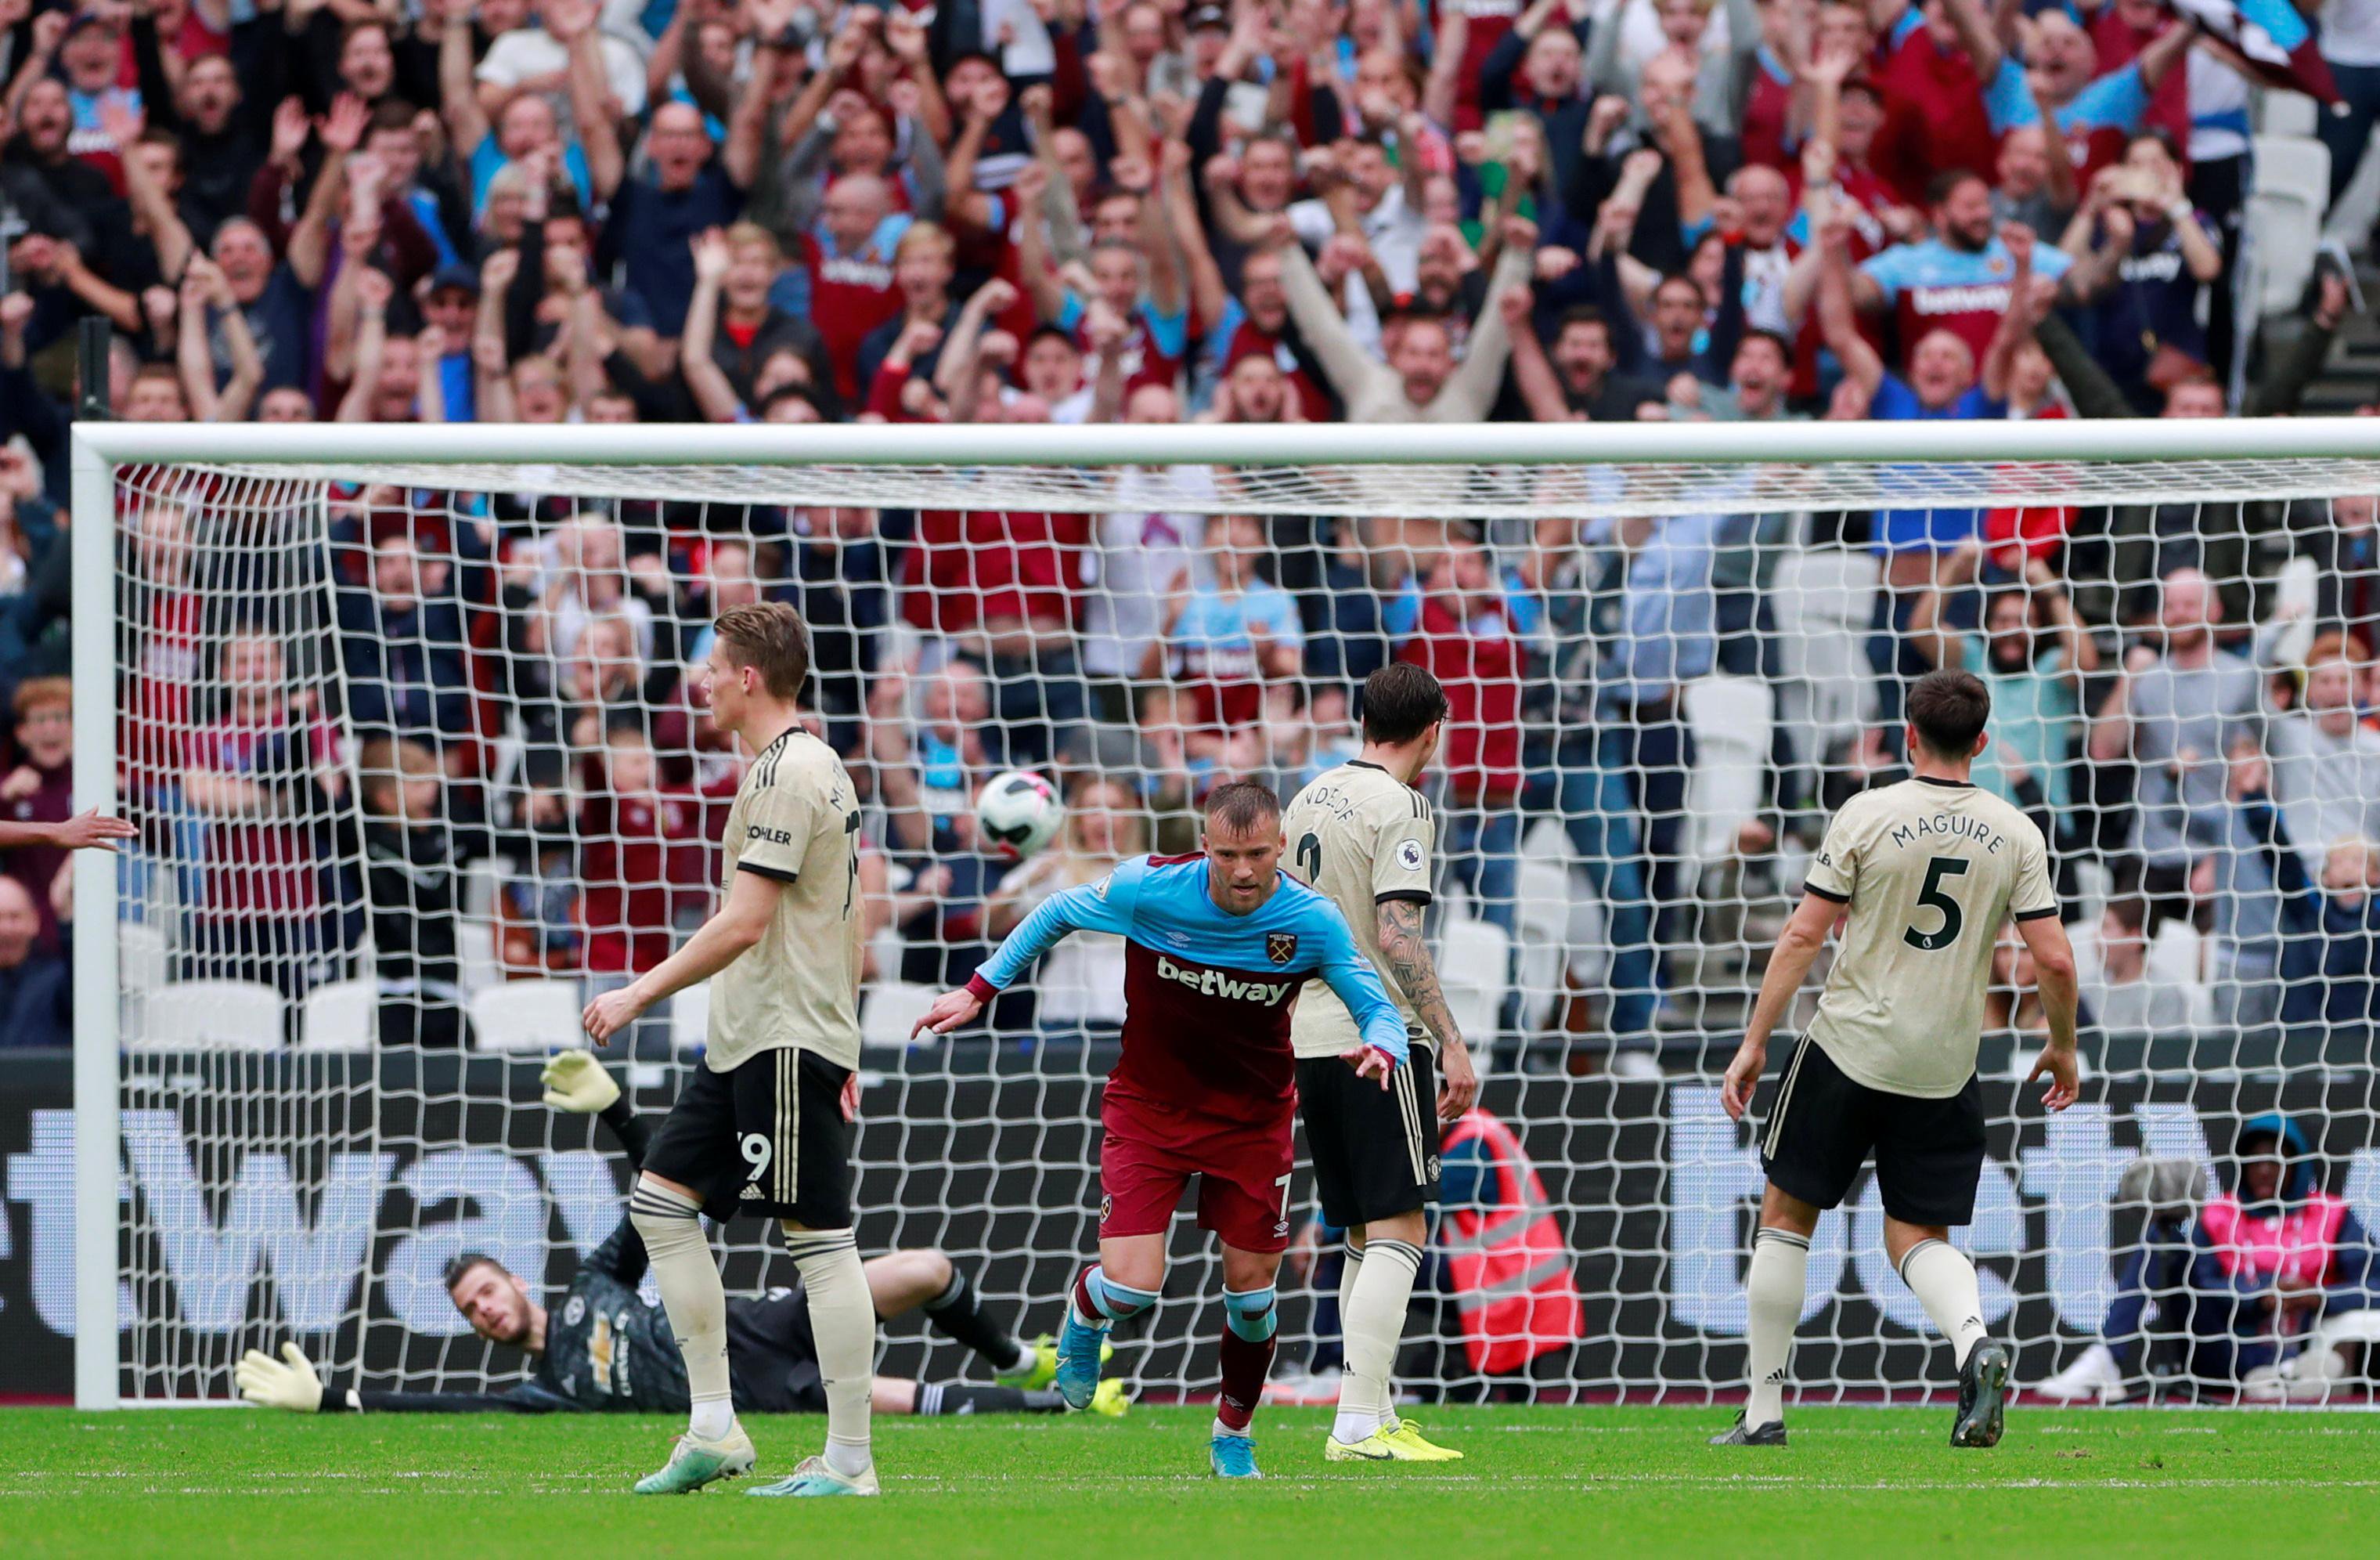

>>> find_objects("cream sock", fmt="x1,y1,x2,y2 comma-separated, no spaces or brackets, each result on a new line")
1899,1239,1990,1368
629,1179,734,1440
1336,1240,1365,1367
1333,1239,1364,1410
784,1225,876,1476
1336,1237,1421,1443
1745,1227,1808,1428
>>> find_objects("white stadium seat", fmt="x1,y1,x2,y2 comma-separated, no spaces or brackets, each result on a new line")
861,981,942,1051
1771,547,1879,764
671,980,712,1052
297,978,378,1052
2257,91,2318,139
2244,134,2331,318
460,856,511,920
2252,133,2331,213
2246,189,2322,317
117,920,168,996
456,919,500,994
1515,844,1574,1031
469,979,584,1053
1682,676,1776,875
1440,917,1510,1043
134,980,287,1050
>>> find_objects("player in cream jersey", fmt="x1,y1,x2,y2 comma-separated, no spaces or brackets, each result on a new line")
1283,763,1433,1060
582,604,879,1500
1717,669,2079,1453
706,724,864,1074
1797,769,2051,1097
1280,665,1479,1465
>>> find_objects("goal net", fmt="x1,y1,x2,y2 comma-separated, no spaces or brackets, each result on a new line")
69,421,2380,1409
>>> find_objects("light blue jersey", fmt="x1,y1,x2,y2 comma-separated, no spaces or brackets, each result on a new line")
968,854,1408,1116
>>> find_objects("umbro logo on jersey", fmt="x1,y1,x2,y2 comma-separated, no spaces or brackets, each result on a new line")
1266,932,1298,966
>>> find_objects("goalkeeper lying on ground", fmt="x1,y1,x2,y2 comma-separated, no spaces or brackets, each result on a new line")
239,1052,1123,1419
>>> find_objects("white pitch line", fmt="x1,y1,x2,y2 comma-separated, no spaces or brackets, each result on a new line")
11,1475,2380,1499
1455,1421,2376,1437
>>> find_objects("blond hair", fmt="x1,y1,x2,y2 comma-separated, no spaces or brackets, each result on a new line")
713,601,811,701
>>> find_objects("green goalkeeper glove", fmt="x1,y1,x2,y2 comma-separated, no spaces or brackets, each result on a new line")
236,1343,325,1412
541,1049,622,1114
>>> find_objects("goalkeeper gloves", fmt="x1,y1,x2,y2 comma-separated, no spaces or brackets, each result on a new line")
236,1342,325,1413
541,1049,621,1114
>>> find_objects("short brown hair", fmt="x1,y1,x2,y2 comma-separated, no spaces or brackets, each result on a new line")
1359,663,1448,746
2308,628,2371,666
12,677,70,720
1907,668,1991,759
368,98,420,135
1204,779,1282,836
712,601,810,699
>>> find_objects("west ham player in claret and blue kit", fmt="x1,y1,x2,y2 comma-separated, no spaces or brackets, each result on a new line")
914,782,1412,1479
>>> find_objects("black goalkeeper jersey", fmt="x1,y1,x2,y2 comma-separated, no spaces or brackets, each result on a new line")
514,1217,689,1413
334,1101,817,1415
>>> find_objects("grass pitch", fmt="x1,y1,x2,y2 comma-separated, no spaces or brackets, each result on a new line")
4,1403,2375,1557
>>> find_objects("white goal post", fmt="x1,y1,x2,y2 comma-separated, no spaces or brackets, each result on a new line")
67,417,2380,1410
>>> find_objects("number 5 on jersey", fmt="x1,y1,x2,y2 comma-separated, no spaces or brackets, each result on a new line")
1903,856,1967,951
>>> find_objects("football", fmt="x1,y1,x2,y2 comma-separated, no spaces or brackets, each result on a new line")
974,768,1065,860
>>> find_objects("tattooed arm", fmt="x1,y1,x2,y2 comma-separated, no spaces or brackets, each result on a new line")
1375,897,1481,1122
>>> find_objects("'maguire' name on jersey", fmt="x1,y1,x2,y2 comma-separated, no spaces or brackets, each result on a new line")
1281,760,1436,1058
709,727,865,1073
1801,776,2057,1099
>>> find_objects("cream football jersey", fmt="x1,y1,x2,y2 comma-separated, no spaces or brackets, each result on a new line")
1282,760,1437,1058
1801,777,2057,1098
705,727,865,1072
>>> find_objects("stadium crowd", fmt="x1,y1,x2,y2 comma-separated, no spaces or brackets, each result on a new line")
3,0,2380,1068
